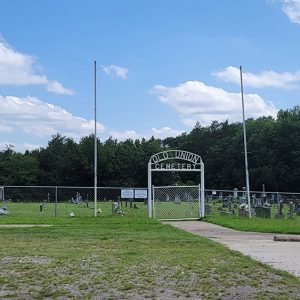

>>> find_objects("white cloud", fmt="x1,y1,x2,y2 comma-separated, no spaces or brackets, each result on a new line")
0,122,13,132
0,93,186,152
46,80,74,95
22,143,42,151
102,65,128,79
109,127,184,140
0,141,15,151
0,94,185,152
280,0,300,24
0,40,74,95
0,141,42,153
0,95,105,139
152,81,278,127
149,127,184,139
109,129,139,140
213,66,300,89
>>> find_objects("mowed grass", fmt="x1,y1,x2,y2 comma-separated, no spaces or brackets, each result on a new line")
0,201,148,223
204,202,300,234
0,214,300,299
6,200,300,234
204,214,300,234
3,200,200,221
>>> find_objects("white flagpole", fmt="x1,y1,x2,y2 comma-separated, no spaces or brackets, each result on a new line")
240,66,251,218
94,60,97,217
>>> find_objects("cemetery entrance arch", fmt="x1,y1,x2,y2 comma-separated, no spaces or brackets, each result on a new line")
148,150,205,220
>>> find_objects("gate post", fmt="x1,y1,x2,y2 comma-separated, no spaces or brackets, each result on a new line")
201,161,205,217
0,186,4,201
148,162,152,218
55,186,58,217
198,184,201,218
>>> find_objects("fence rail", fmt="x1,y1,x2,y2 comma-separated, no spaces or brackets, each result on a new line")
1,186,300,219
0,186,149,218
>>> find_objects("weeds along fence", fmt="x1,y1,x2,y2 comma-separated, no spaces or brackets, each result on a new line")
0,186,148,218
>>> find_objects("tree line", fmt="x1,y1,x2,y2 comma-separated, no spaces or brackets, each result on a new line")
0,106,299,192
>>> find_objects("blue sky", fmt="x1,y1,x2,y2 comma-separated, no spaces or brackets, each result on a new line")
1,0,300,151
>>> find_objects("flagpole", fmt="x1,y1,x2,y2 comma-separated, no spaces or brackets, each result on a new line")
94,60,97,217
240,66,251,218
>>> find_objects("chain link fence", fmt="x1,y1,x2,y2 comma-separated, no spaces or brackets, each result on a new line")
0,186,148,218
1,185,300,220
152,186,300,220
204,189,300,219
153,185,200,220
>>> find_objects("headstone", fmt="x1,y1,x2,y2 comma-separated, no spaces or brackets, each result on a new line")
239,203,249,218
252,194,257,207
222,197,229,208
72,193,82,205
174,195,181,204
255,206,271,218
0,206,8,215
205,204,212,214
294,201,300,216
288,202,294,219
262,184,266,204
112,201,123,215
233,188,238,199
275,194,284,218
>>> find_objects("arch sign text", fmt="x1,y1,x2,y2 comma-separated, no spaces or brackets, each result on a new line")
150,150,201,171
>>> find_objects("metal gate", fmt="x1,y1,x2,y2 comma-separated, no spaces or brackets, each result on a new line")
148,150,205,218
153,185,201,220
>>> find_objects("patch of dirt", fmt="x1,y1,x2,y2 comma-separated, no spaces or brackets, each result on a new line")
1,256,53,265
1,254,300,299
0,289,13,297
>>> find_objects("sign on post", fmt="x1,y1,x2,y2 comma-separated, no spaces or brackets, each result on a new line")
134,189,148,199
121,189,134,199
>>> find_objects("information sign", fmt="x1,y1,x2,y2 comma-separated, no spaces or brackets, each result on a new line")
121,189,134,199
134,189,148,199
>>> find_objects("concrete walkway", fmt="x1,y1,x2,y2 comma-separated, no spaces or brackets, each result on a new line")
165,221,300,277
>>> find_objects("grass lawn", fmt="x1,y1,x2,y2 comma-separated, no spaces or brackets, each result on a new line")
204,202,300,234
0,214,300,299
0,201,148,221
204,214,300,234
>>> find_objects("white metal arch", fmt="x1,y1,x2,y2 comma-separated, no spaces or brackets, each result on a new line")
148,150,205,218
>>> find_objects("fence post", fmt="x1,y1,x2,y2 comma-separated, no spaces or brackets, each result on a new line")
198,184,201,218
0,186,4,201
200,162,205,218
55,186,58,217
